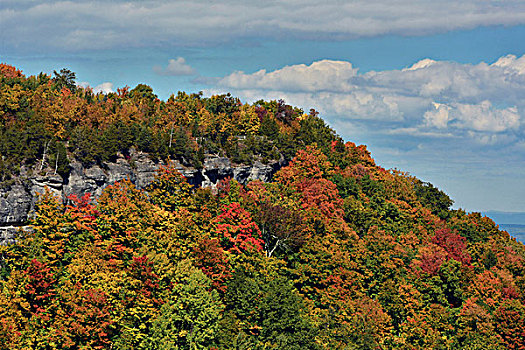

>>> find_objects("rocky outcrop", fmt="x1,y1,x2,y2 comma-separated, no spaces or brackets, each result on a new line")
0,151,286,244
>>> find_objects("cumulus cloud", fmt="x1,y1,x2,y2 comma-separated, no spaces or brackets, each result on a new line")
424,102,450,129
93,82,114,94
154,57,196,76
3,1,525,51
219,60,357,92
492,54,525,74
404,59,437,71
210,55,525,148
78,81,114,94
454,101,520,132
423,101,520,132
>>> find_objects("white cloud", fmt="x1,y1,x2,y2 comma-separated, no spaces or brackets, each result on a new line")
404,58,437,71
387,127,454,138
492,54,525,75
154,57,196,76
424,103,450,129
210,55,525,147
424,100,520,132
327,92,404,120
218,60,357,92
3,1,525,51
93,82,114,94
78,81,114,94
454,101,520,132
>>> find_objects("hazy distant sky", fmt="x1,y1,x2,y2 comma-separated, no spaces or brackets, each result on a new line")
2,1,525,213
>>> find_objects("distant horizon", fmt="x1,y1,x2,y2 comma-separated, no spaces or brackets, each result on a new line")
481,210,525,223
479,211,525,243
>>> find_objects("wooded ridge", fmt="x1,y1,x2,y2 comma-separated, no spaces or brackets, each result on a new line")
1,64,524,349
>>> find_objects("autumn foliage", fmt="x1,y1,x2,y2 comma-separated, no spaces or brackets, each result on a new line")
1,64,525,349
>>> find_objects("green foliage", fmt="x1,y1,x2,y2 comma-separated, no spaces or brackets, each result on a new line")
331,173,359,199
1,63,524,350
0,65,309,180
204,93,240,115
148,260,223,350
258,276,320,350
53,68,76,92
259,114,279,140
47,140,70,177
414,180,453,220
298,109,339,153
222,269,319,350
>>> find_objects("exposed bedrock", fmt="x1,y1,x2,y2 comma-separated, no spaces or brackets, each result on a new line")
0,151,285,244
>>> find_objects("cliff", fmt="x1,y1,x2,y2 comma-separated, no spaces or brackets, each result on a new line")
0,150,285,244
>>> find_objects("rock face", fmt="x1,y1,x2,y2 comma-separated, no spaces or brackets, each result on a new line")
0,151,285,245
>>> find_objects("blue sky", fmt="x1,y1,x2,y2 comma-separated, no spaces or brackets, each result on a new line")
2,0,525,213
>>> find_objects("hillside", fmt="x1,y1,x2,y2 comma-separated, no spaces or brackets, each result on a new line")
1,64,524,349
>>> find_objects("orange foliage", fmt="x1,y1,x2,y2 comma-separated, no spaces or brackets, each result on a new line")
0,63,23,78
215,202,264,254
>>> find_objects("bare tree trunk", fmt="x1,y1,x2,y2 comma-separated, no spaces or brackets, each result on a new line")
54,151,59,175
40,141,50,172
169,124,174,148
267,239,279,258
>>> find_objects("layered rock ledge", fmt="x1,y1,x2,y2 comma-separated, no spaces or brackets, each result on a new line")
0,151,285,244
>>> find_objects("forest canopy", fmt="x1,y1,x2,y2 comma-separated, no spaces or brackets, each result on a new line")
1,64,524,349
0,63,337,182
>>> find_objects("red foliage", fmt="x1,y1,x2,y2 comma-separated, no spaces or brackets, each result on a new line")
243,180,269,203
61,87,72,97
324,266,356,301
217,177,233,198
0,63,23,78
62,286,114,349
344,142,376,167
65,193,100,242
419,247,447,275
298,178,345,221
431,228,472,266
502,286,520,300
117,86,130,97
494,300,525,350
67,193,100,221
129,256,161,299
25,259,56,316
275,145,332,185
344,164,369,179
419,229,471,275
215,203,264,254
193,238,232,292
330,140,341,153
